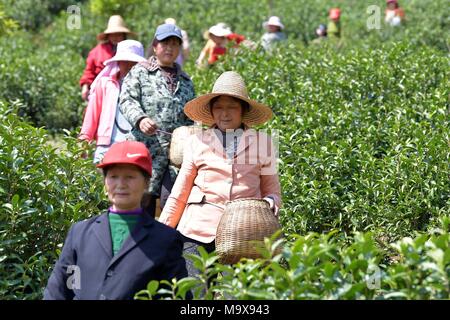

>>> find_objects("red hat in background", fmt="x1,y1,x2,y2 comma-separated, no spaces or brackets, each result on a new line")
97,141,152,176
329,8,341,20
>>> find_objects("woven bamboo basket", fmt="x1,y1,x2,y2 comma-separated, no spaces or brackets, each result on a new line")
169,125,203,167
216,198,282,264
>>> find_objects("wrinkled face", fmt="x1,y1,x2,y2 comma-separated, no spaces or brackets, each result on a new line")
104,164,148,211
118,60,137,78
108,33,126,45
211,96,243,131
153,36,181,67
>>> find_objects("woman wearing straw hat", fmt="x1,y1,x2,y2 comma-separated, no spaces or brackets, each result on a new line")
79,15,136,101
79,40,146,163
119,23,195,218
159,71,282,278
260,16,286,52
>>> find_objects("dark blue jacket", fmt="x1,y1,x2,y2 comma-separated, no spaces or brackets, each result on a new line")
43,212,188,300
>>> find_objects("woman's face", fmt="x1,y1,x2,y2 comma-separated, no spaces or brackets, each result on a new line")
153,36,181,67
104,164,148,211
108,33,126,45
211,96,243,131
118,61,137,78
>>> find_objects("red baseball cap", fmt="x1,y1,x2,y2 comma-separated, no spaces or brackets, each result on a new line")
97,141,152,176
329,8,341,20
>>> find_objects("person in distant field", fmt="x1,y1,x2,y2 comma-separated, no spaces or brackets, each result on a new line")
260,16,286,52
327,8,341,40
311,24,327,45
44,141,189,300
79,40,146,163
79,15,135,101
385,0,405,27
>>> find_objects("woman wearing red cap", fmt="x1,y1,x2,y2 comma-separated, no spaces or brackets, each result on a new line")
44,141,188,300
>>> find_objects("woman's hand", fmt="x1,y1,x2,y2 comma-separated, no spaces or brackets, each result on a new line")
263,196,278,217
139,117,158,135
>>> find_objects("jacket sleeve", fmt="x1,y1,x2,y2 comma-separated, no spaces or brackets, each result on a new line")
260,134,282,212
79,48,97,87
159,136,197,228
43,225,77,300
119,66,148,128
79,78,104,141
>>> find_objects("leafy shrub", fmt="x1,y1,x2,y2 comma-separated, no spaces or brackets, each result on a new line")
138,220,450,300
0,101,106,299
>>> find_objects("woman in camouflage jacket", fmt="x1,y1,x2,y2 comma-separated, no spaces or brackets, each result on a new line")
119,23,195,217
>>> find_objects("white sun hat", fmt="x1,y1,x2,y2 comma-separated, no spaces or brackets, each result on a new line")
103,40,146,65
263,16,285,30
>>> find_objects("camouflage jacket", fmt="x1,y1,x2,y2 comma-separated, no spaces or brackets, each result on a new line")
119,56,195,195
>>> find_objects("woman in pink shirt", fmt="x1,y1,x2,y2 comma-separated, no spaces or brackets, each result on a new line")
159,71,281,279
79,40,146,163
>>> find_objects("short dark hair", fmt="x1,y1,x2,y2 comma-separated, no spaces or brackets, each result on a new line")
209,96,250,116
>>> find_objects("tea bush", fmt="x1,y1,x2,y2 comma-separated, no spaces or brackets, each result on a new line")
0,101,107,299
137,219,450,300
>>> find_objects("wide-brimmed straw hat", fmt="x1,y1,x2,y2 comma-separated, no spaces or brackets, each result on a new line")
103,40,146,65
97,15,136,41
263,16,285,30
184,71,273,127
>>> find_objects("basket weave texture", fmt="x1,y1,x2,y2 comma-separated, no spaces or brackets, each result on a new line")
169,125,203,167
216,198,281,264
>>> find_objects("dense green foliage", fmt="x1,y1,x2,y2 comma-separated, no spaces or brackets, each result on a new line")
137,223,450,300
0,0,448,299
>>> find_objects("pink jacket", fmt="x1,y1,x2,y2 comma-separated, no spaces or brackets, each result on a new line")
79,73,120,145
159,128,282,243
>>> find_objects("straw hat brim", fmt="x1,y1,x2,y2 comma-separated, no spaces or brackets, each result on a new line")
97,28,136,41
184,93,273,127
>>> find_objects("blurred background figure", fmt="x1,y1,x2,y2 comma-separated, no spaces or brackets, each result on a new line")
260,16,286,52
196,23,232,67
385,0,405,27
327,8,341,40
79,15,135,101
312,23,328,44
